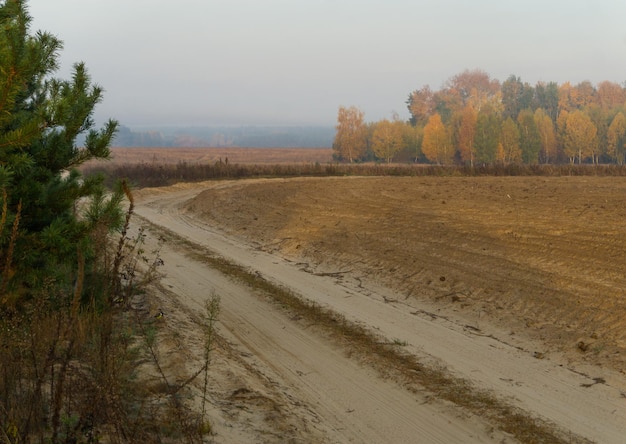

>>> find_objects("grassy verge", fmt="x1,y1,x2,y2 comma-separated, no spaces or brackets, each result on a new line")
138,215,590,444
0,188,214,443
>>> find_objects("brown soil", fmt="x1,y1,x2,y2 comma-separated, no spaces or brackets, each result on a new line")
183,175,626,372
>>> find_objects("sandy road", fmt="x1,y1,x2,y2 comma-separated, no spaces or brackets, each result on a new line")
153,236,502,443
136,183,626,443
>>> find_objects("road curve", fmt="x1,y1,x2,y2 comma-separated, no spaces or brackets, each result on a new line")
136,183,626,443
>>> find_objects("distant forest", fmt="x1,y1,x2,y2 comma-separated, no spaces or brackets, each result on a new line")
334,69,626,165
113,125,335,148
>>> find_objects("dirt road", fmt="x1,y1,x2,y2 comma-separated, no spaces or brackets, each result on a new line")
135,178,626,443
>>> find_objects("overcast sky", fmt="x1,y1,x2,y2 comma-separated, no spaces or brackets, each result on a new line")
27,0,626,127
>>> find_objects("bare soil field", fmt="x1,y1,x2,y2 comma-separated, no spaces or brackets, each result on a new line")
183,176,626,372
134,175,626,442
104,147,333,165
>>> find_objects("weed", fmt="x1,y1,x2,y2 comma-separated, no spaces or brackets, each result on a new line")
0,183,213,443
200,293,220,431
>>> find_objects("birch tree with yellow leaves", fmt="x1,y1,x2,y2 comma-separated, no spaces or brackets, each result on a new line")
563,110,597,164
422,113,452,164
333,106,367,162
371,119,404,163
607,112,626,164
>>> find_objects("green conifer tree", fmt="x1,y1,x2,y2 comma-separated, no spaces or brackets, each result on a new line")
0,0,120,306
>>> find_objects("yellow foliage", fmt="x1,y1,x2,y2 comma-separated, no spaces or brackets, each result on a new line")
422,114,452,164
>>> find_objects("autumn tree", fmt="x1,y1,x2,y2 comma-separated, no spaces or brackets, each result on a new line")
456,105,477,165
401,122,423,162
563,110,597,164
371,119,404,163
556,109,570,161
597,81,626,110
333,106,367,162
432,89,461,124
406,86,435,126
446,69,500,110
607,112,626,164
558,82,578,114
558,81,596,114
534,108,557,163
405,70,626,165
499,117,521,163
585,105,609,163
422,113,452,164
575,81,596,108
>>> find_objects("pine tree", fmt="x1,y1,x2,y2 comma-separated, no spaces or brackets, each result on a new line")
0,0,119,306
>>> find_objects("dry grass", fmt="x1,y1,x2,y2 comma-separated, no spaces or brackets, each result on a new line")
0,185,214,443
92,147,334,166
83,153,626,190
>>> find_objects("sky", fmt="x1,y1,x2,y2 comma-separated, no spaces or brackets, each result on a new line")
26,0,626,128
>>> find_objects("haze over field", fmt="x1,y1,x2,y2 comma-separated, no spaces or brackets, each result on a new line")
29,0,626,128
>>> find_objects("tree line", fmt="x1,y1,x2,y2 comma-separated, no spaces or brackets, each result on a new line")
333,69,626,165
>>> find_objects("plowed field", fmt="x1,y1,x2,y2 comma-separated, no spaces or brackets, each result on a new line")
184,175,626,371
